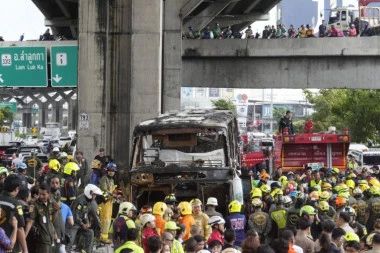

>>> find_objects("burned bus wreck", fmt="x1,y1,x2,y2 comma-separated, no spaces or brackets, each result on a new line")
129,110,243,213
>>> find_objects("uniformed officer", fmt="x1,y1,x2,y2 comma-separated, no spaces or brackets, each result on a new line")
46,159,62,184
365,186,380,233
89,159,102,187
0,174,28,253
61,162,80,206
352,188,368,225
76,151,89,189
190,198,211,240
67,184,102,253
25,149,43,179
49,175,65,253
99,163,117,244
278,110,294,134
17,163,34,189
110,202,137,249
25,183,59,253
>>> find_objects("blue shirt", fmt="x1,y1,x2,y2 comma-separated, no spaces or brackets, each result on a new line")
61,202,73,223
225,213,246,246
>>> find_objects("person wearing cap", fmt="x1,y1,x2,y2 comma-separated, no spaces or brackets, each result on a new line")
164,222,184,253
17,162,35,189
99,162,117,243
278,110,294,135
190,199,211,240
205,197,223,218
49,146,61,161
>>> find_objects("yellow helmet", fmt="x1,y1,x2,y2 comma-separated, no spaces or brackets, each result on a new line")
153,202,167,216
319,191,331,201
309,191,319,201
347,173,356,179
228,200,241,213
369,178,380,187
343,232,360,243
49,159,61,172
332,168,340,174
279,176,288,186
178,201,192,215
346,179,356,190
63,162,80,175
270,188,283,199
190,198,202,207
91,159,102,170
67,155,74,162
369,185,380,196
318,201,330,212
322,182,332,191
250,188,262,199
260,184,271,194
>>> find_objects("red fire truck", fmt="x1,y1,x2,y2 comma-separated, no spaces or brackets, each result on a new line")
274,122,351,172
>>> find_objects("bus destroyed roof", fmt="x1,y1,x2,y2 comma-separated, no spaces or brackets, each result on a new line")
134,110,235,133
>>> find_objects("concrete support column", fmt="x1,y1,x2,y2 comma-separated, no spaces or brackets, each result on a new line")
39,104,48,127
78,0,163,168
52,102,62,124
162,0,186,112
68,99,77,130
22,113,32,128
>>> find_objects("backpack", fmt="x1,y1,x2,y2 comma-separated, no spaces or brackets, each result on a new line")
113,217,128,244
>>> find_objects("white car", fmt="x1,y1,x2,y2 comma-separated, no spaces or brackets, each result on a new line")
24,136,38,146
58,136,72,147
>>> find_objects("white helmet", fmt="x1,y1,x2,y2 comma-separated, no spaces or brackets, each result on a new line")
208,216,225,225
282,195,292,205
53,147,60,152
84,184,102,199
118,202,137,215
60,152,68,158
140,213,155,227
206,197,218,206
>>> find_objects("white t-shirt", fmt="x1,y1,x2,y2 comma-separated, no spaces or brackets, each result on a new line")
293,245,304,253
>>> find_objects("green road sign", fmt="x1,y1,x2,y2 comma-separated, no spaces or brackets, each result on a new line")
51,46,78,87
0,47,47,87
0,102,17,113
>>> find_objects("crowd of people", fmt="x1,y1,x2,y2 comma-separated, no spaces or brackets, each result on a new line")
0,146,380,252
183,20,375,40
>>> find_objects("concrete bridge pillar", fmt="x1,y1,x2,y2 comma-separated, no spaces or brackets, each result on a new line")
22,113,32,128
162,0,186,112
78,0,163,168
68,99,77,131
39,103,48,127
52,102,63,124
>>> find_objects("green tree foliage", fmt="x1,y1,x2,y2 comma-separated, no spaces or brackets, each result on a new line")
211,99,237,115
304,89,380,143
0,107,13,126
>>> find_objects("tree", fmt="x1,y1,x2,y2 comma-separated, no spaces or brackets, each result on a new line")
304,89,380,143
0,107,13,126
211,99,237,115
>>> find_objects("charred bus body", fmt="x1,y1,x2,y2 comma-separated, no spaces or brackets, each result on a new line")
129,110,242,213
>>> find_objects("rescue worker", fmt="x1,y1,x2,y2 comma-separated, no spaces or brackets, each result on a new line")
140,213,158,253
286,192,304,229
309,171,322,189
278,110,294,134
335,196,348,220
299,205,317,225
67,184,103,253
225,200,245,247
260,184,272,213
164,222,184,253
25,149,43,178
257,172,270,188
99,162,117,243
365,185,380,233
244,188,263,219
89,159,102,186
114,228,144,253
344,206,367,239
207,216,225,246
318,201,334,223
270,193,288,238
177,201,195,240
204,197,223,218
319,191,336,219
163,194,178,222
46,159,61,184
60,162,80,206
17,162,34,189
352,188,367,225
58,152,68,167
348,155,359,172
110,202,137,249
190,198,211,240
0,174,28,252
25,183,59,252
248,198,271,244
152,202,167,235
49,147,60,161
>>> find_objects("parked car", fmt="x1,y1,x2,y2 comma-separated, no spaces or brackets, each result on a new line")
24,135,39,146
9,141,25,148
37,140,49,153
17,146,48,163
3,147,19,166
58,136,72,147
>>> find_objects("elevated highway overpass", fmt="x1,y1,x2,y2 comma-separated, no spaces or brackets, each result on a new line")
181,38,380,89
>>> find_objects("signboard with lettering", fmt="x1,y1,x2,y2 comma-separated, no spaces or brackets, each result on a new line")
0,102,17,113
0,47,47,87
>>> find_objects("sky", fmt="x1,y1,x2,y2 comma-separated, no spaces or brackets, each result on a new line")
0,0,46,41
